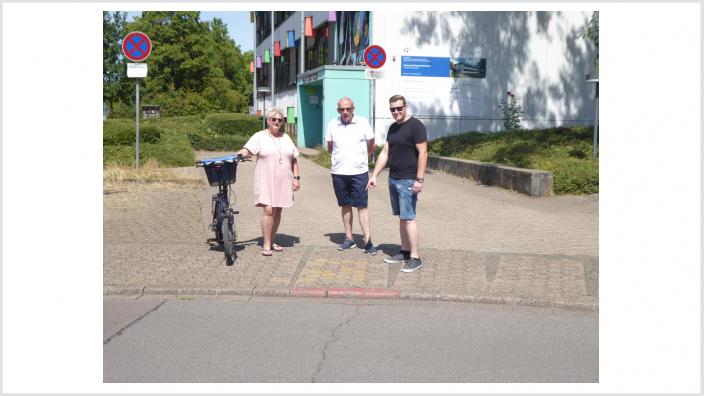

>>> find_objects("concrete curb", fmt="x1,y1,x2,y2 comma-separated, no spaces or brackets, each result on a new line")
103,286,597,311
296,147,554,197
427,155,554,197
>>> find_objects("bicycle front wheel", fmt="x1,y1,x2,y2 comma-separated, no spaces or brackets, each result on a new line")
221,213,236,265
213,200,224,244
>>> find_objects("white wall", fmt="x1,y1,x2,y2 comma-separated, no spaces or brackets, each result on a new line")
370,11,597,141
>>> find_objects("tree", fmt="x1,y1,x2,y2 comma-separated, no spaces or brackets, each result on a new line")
120,11,253,115
578,11,599,74
103,11,134,115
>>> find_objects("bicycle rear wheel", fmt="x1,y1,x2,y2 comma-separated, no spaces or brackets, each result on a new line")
221,213,236,265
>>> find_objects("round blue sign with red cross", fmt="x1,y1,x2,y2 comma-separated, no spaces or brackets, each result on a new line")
363,45,386,69
122,31,152,62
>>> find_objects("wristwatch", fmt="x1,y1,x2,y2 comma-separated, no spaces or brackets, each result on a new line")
294,176,301,180
415,177,424,183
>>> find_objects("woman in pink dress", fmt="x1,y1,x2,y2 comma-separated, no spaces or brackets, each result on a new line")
236,108,300,256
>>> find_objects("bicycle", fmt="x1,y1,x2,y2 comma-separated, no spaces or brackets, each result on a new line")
196,154,248,265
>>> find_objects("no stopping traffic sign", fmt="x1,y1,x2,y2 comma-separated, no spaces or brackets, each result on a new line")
122,31,152,62
363,45,386,69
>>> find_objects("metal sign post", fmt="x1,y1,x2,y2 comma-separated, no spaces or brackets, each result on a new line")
127,63,148,169
135,80,140,169
123,31,153,169
363,45,387,164
586,76,599,160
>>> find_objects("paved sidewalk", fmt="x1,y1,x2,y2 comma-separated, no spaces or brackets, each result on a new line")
104,150,598,310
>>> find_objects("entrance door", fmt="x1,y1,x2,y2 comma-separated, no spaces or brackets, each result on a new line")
297,83,324,148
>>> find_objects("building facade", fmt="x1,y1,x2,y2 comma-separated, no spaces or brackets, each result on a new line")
253,11,598,148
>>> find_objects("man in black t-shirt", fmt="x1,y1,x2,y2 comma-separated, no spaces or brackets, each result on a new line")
367,95,428,272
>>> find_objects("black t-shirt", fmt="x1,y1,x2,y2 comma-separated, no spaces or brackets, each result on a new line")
386,117,427,179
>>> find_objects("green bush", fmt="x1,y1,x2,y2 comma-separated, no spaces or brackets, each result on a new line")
103,131,194,167
188,131,250,151
103,145,135,166
204,113,262,136
103,121,162,145
106,102,134,119
535,157,599,194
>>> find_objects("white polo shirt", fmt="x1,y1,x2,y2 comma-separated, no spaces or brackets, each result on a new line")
324,115,374,175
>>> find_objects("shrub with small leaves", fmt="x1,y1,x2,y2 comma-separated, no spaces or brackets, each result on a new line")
498,91,524,131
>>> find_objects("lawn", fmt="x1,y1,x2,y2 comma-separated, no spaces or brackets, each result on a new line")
428,126,598,194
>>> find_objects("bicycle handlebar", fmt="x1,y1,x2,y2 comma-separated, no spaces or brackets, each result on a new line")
195,154,251,167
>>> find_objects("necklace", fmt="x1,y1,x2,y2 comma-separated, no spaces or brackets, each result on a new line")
269,131,283,164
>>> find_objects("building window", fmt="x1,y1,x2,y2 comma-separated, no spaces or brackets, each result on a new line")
275,46,299,92
255,11,271,45
274,11,294,28
257,63,269,89
305,25,329,70
336,11,370,66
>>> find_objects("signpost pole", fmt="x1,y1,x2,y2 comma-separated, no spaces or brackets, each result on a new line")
585,76,599,160
135,79,140,169
371,77,376,163
593,82,598,160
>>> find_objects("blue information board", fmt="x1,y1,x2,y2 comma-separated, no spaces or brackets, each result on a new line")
401,56,450,77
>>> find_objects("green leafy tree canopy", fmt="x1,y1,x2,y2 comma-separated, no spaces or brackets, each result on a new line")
104,11,253,117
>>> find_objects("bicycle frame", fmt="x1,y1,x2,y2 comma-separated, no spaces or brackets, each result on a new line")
197,154,246,265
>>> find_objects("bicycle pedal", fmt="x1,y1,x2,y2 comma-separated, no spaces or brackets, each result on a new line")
233,210,239,214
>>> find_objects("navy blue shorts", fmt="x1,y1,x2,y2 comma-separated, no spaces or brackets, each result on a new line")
331,173,369,208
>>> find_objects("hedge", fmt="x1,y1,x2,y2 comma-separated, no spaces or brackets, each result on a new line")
204,113,262,136
103,123,162,145
103,129,194,167
187,131,250,151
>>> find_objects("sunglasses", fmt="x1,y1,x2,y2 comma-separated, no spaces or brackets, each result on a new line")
269,118,284,123
337,107,354,112
389,105,405,113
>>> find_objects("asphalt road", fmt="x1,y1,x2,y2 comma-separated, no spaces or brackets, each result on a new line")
104,296,598,383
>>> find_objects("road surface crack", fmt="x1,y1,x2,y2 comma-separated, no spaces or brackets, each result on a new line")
311,304,361,382
103,299,167,345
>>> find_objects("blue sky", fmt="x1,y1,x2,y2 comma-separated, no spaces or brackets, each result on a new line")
125,11,253,52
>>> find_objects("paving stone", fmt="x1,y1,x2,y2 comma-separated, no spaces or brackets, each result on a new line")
104,153,599,310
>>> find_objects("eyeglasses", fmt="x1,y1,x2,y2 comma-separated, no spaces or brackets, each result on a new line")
270,118,284,123
389,105,406,113
337,107,354,112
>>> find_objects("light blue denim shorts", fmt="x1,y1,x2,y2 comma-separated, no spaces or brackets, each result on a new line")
388,177,417,220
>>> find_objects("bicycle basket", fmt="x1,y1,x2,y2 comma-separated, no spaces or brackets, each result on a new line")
200,158,238,186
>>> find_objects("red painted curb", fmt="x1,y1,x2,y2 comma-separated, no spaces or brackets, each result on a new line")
364,288,401,298
289,287,401,299
327,287,365,298
290,287,327,298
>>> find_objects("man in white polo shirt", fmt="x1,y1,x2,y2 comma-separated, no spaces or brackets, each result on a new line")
325,97,378,254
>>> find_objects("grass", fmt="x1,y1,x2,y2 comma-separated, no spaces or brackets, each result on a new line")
428,126,598,194
103,159,203,186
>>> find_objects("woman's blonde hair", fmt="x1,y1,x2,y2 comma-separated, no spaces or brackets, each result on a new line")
266,107,285,121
